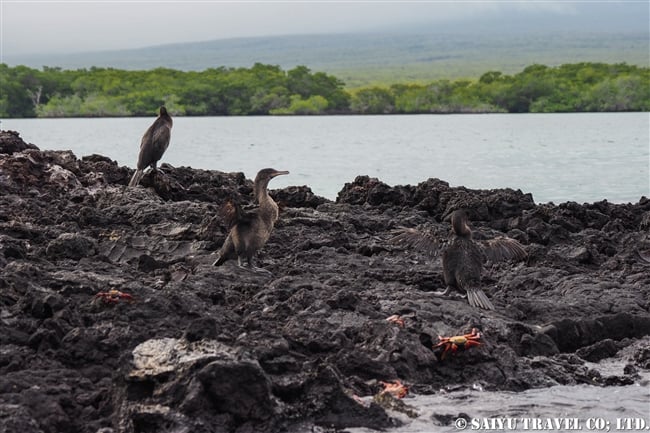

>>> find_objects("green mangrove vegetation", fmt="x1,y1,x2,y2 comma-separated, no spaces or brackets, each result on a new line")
1,62,648,118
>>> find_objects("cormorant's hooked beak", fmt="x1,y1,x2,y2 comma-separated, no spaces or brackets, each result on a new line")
271,170,289,178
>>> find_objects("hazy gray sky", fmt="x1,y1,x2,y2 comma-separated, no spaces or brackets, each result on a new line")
0,1,645,57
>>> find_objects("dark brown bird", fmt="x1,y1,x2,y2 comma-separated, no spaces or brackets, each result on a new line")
129,106,173,187
213,168,289,271
391,209,527,310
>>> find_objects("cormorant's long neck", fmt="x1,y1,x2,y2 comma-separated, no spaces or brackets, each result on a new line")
161,113,173,128
254,179,271,204
254,178,279,225
157,106,173,127
452,215,472,239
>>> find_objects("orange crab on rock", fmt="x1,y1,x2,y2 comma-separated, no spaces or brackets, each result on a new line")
385,314,405,328
433,327,482,360
94,290,134,304
379,380,409,399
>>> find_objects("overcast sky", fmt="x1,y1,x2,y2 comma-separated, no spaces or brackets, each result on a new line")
1,1,647,57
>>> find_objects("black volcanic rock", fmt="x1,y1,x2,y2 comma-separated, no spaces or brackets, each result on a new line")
1,130,649,432
46,233,98,260
0,130,39,154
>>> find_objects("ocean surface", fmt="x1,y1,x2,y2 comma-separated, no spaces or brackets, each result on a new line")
2,113,649,204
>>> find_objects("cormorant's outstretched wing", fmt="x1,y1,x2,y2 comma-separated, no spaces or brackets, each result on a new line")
389,227,443,257
480,237,527,262
220,199,259,229
220,200,240,229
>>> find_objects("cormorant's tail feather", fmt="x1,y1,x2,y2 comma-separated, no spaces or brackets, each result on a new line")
213,234,235,266
212,253,226,266
467,288,495,310
129,169,144,187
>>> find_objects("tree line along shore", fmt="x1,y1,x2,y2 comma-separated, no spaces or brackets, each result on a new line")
1,61,648,118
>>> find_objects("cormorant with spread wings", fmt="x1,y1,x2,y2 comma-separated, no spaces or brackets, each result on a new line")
391,209,527,310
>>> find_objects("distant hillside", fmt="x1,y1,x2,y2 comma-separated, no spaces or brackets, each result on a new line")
7,31,649,87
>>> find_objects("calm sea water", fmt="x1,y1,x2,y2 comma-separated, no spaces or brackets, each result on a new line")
2,113,649,203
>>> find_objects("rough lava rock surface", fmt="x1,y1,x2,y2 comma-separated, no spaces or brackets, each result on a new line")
1,130,649,433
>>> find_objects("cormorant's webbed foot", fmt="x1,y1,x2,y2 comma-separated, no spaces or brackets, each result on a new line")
151,166,166,177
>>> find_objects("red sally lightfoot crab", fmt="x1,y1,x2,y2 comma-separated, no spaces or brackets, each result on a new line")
385,314,405,328
379,380,409,399
433,328,482,360
373,379,419,418
94,290,134,305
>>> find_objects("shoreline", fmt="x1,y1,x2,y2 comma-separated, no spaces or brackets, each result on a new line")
3,112,649,206
3,109,650,120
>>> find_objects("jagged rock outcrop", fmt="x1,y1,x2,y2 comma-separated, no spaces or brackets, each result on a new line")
1,130,649,432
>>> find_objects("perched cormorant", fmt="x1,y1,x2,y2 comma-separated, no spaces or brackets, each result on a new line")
391,209,527,310
212,168,289,270
128,106,172,187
